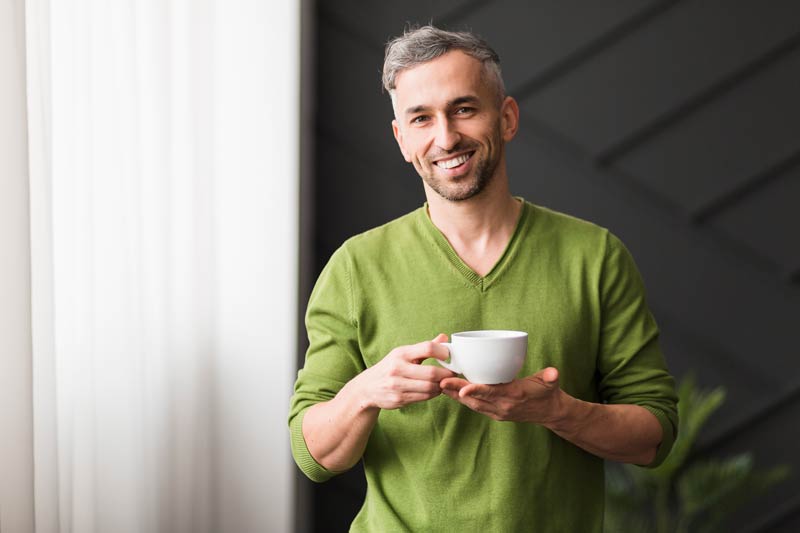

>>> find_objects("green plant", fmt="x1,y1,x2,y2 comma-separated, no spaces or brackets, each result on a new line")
604,376,790,533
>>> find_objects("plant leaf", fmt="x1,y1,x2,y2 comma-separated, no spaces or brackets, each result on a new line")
676,454,791,532
604,375,791,533
651,375,725,480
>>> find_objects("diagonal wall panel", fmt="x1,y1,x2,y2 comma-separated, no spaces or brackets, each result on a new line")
456,0,662,92
520,0,800,155
712,165,800,275
616,46,800,216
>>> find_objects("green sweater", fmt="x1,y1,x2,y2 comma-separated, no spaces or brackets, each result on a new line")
289,201,678,532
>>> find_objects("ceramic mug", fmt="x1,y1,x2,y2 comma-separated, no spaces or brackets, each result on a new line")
439,330,528,384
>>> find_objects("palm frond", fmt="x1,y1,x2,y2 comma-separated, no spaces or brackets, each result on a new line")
604,376,790,533
652,375,725,480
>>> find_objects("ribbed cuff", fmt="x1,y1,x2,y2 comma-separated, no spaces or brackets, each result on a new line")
641,405,677,468
290,408,338,483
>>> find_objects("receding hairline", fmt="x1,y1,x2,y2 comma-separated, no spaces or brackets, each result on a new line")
382,25,506,105
388,55,497,117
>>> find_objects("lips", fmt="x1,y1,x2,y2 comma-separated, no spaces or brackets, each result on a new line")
434,152,473,170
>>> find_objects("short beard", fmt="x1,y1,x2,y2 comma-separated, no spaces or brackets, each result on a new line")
421,140,501,202
423,156,493,201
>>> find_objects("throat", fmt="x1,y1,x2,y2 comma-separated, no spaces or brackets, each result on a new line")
449,240,508,278
427,197,524,277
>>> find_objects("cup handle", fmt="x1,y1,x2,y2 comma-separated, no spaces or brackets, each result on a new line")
438,342,461,374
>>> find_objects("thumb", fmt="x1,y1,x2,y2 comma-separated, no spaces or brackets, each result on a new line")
537,367,559,387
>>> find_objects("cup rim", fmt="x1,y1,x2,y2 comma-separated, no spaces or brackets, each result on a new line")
451,330,527,340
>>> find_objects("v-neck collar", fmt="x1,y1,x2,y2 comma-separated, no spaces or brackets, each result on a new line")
416,198,531,291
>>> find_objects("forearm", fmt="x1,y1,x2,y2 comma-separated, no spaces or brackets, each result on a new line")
302,378,379,472
300,338,453,473
545,391,663,465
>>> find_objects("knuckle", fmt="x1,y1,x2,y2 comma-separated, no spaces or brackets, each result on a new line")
425,367,440,380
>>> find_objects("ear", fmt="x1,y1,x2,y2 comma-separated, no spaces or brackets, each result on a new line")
500,96,520,142
392,119,412,162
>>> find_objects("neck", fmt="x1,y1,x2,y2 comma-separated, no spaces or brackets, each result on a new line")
424,167,522,277
425,167,520,246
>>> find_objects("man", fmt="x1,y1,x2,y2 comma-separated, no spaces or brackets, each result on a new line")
289,26,678,532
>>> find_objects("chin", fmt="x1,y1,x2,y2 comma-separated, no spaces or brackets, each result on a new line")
429,180,485,202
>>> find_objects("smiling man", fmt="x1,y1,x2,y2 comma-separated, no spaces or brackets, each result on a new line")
390,53,509,203
289,26,678,532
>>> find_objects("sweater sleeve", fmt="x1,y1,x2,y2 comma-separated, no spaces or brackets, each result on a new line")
288,244,366,482
595,232,679,468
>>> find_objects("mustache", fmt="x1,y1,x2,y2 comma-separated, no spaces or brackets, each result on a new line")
425,141,479,162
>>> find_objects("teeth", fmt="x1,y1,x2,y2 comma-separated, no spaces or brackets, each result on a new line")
436,153,471,169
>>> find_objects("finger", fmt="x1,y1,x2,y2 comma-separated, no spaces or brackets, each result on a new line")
402,338,450,363
431,333,449,343
459,383,506,400
529,366,559,388
382,390,443,409
401,391,442,404
444,391,498,417
542,367,559,385
441,388,459,401
403,362,455,382
440,377,470,391
389,377,444,395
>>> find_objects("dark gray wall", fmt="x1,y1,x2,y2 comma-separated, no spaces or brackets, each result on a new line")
299,1,800,531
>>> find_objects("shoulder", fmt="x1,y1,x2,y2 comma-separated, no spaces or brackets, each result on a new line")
525,202,612,252
308,210,423,316
339,207,426,262
519,202,645,283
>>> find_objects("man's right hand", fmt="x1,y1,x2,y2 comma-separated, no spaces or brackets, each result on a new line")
351,333,455,410
302,333,453,472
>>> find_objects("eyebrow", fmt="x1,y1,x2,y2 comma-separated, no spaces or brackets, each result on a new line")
404,95,481,116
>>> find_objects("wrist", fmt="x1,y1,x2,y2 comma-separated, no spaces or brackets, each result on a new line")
543,390,589,435
339,373,381,414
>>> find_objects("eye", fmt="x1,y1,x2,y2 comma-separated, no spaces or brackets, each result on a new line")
411,115,429,125
454,107,476,116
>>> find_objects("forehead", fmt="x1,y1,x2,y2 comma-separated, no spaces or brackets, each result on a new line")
393,51,488,112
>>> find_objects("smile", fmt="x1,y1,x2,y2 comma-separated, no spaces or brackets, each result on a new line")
435,152,473,169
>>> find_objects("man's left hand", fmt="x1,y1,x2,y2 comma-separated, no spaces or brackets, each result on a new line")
440,367,565,424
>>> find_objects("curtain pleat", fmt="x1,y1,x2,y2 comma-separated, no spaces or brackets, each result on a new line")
26,1,299,531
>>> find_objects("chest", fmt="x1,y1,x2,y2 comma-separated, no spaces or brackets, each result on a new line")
354,252,602,398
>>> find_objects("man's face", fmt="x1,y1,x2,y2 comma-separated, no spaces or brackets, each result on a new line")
391,50,518,202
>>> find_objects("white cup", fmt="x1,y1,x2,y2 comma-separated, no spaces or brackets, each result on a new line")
439,330,528,384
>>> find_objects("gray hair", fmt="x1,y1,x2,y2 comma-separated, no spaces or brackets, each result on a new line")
382,25,506,105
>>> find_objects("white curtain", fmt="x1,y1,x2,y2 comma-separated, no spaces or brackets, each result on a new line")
1,0,35,530
25,1,298,532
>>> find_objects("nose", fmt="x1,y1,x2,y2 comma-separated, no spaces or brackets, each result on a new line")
433,117,461,151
